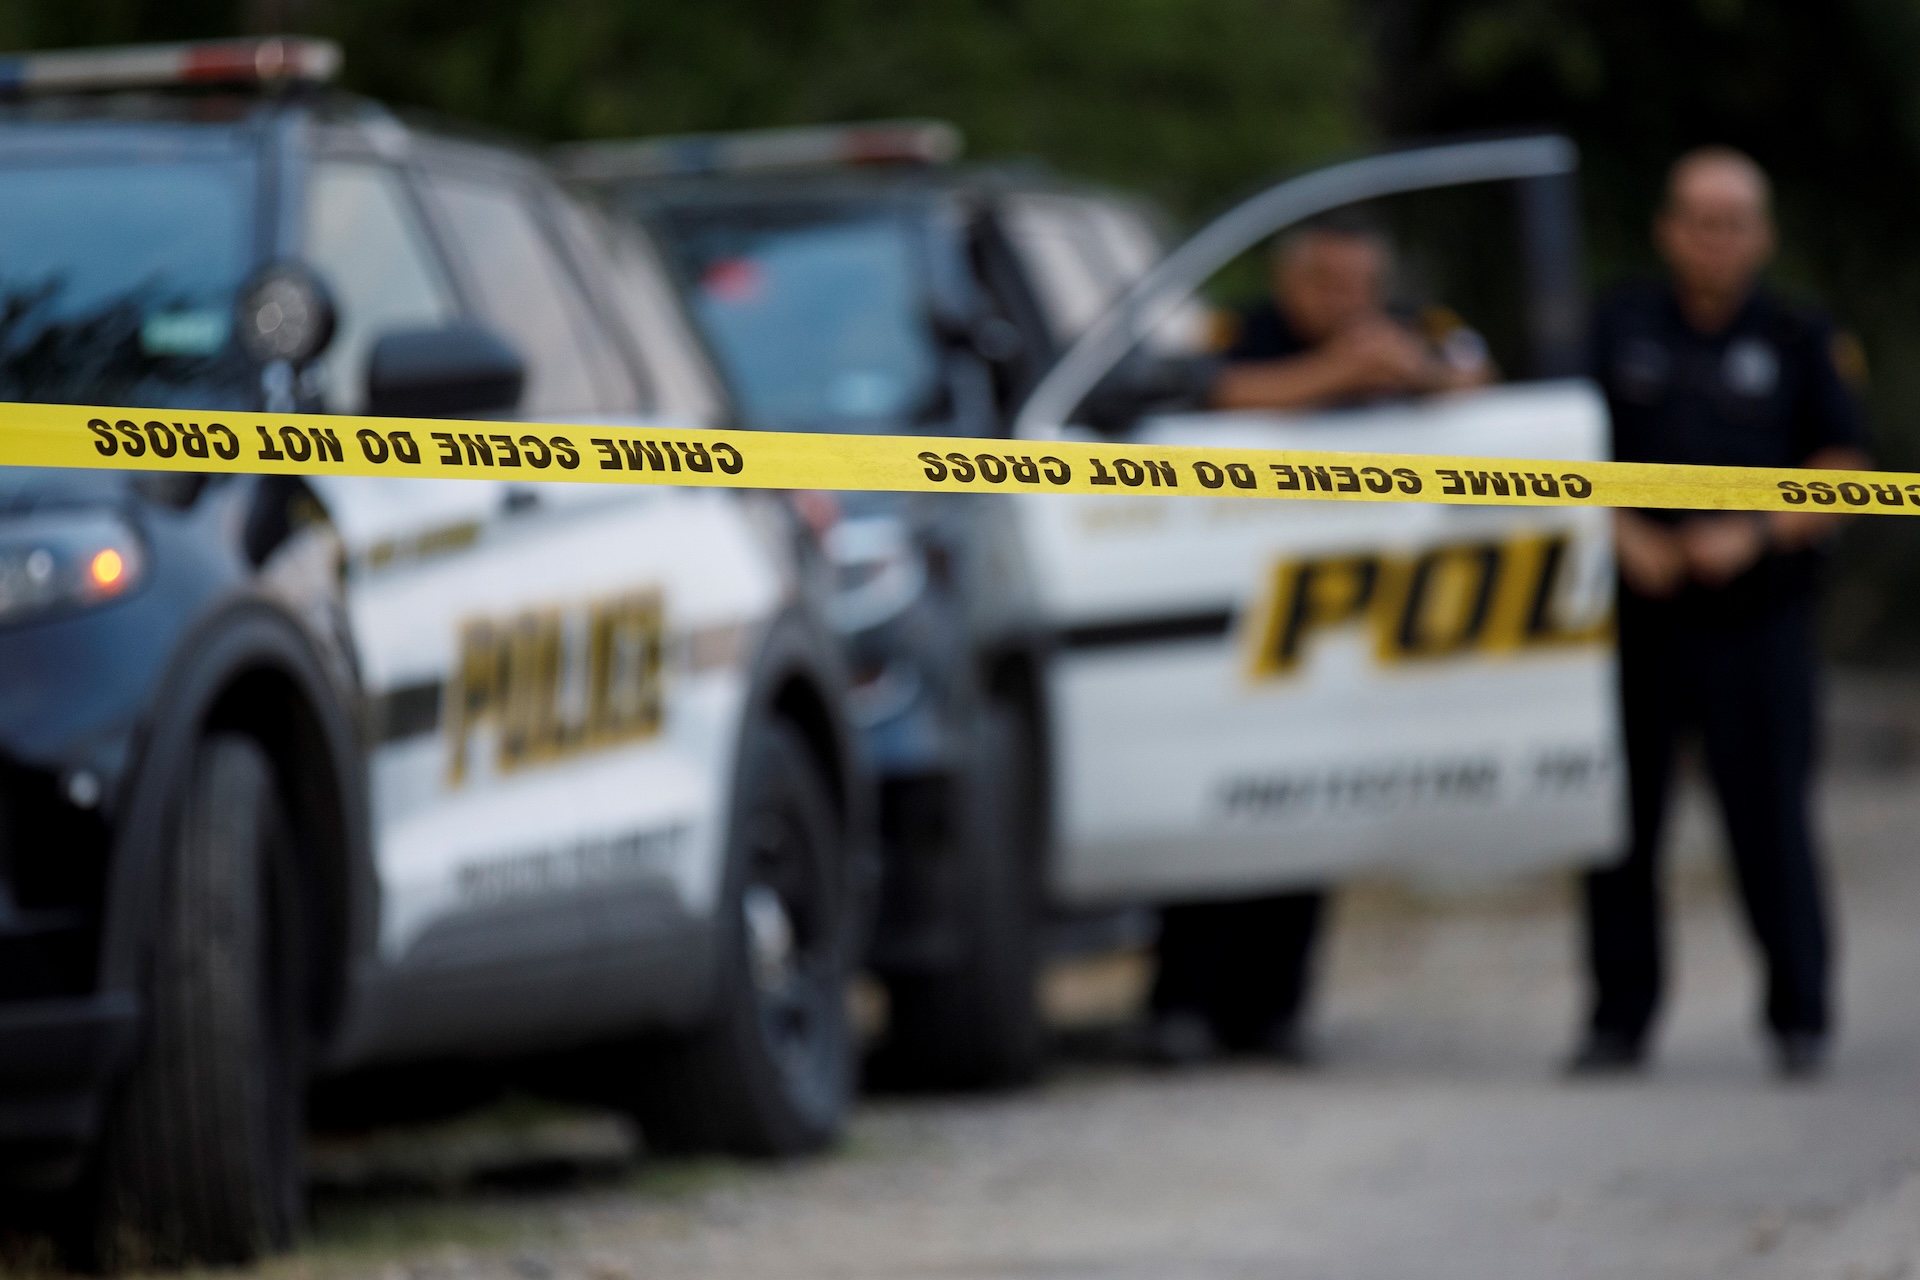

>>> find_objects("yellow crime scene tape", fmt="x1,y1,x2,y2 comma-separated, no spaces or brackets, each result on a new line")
1,401,1913,515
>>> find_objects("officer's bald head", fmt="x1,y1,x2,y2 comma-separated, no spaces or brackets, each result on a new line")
1656,146,1775,323
1663,147,1772,221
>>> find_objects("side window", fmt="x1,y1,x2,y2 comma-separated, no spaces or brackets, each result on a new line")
305,162,457,413
422,172,631,415
1001,193,1205,356
583,208,726,427
1001,194,1132,344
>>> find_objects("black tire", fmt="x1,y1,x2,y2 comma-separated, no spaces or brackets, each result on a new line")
626,720,852,1155
882,704,1044,1088
91,734,307,1269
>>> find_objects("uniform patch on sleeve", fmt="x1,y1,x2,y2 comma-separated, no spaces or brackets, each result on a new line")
1831,330,1870,391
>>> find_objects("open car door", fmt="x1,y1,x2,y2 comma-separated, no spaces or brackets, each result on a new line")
1012,136,1626,907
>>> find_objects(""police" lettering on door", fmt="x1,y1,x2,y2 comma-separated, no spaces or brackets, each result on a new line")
445,591,665,784
1248,534,1611,677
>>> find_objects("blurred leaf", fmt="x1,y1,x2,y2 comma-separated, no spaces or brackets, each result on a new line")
298,0,1366,219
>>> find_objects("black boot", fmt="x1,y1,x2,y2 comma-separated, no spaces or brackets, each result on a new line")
1772,1030,1829,1081
1564,1028,1647,1076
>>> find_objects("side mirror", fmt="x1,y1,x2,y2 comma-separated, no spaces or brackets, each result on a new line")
931,310,1023,364
365,323,525,418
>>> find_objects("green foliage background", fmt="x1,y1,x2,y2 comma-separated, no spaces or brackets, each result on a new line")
0,0,1366,219
5,0,1920,655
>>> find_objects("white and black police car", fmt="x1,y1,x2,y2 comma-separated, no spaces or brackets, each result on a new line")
564,124,1624,1079
0,39,865,1266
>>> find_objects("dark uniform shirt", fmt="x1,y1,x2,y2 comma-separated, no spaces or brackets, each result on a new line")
1228,301,1313,362
1592,282,1869,618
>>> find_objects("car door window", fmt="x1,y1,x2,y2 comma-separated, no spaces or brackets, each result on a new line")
601,221,724,426
550,195,723,425
1000,195,1115,344
305,162,457,413
1002,193,1204,355
424,173,629,414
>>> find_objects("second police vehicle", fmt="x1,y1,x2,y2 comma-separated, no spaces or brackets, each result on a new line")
0,39,866,1265
562,121,1626,1083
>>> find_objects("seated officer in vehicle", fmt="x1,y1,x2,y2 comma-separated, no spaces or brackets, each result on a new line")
1149,219,1492,1066
1210,217,1493,411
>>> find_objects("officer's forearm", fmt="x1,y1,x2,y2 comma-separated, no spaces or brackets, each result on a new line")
1435,360,1496,392
1211,353,1360,411
1614,510,1688,597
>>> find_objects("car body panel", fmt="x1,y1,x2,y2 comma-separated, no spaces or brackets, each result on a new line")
1023,381,1622,902
0,89,854,1167
1005,136,1624,904
583,135,1622,929
309,472,781,1060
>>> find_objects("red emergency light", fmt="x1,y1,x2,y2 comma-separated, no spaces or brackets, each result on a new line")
554,120,965,183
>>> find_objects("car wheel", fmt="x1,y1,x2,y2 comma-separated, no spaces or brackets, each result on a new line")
92,734,307,1269
882,703,1044,1088
627,719,852,1155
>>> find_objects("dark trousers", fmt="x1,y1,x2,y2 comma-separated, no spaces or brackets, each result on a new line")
1584,595,1832,1044
1151,889,1324,1049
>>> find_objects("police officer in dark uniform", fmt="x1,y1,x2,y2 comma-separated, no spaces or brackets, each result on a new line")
1148,218,1491,1066
1575,147,1870,1079
1212,217,1492,412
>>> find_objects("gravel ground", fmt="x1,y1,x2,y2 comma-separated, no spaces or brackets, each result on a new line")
52,677,1920,1280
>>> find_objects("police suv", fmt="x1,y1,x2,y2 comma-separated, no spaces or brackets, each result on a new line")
563,124,1624,1079
0,39,864,1265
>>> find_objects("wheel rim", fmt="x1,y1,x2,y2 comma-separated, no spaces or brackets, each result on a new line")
743,799,844,1124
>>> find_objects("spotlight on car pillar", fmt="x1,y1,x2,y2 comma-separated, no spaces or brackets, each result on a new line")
235,261,336,367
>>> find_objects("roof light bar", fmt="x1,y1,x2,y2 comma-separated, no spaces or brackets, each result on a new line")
555,119,963,182
0,36,341,96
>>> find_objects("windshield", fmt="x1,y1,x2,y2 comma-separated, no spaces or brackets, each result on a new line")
0,158,257,407
667,212,941,433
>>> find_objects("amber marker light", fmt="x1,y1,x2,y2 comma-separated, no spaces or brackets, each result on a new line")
90,547,126,589
0,516,144,625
